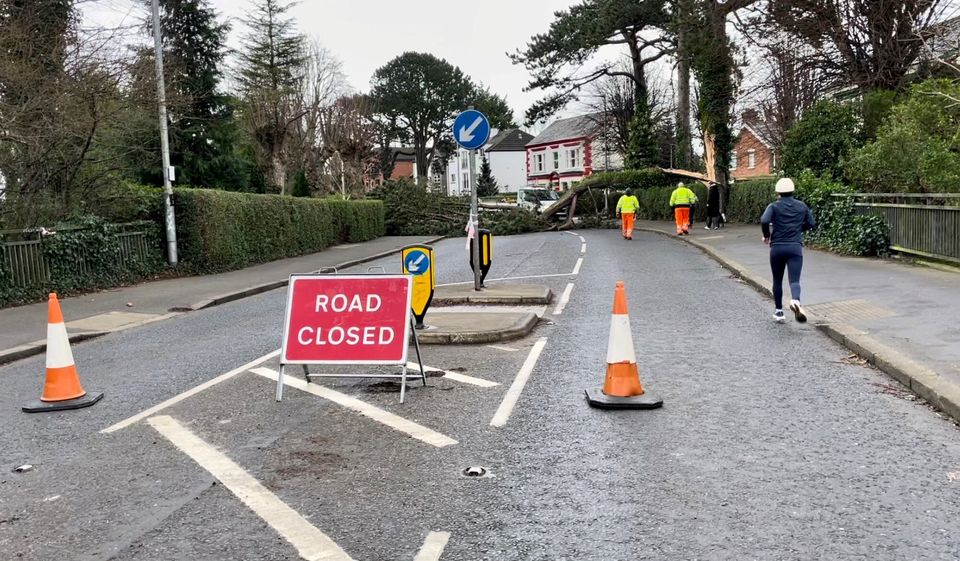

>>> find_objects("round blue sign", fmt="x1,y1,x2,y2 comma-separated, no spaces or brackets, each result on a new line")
404,250,430,276
453,110,491,150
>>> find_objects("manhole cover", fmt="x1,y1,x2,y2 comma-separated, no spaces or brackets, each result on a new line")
461,466,489,478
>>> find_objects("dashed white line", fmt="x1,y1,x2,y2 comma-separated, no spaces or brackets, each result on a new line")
414,531,451,561
572,257,584,276
487,344,519,352
405,362,499,388
148,415,355,561
251,367,457,448
101,349,281,434
436,272,576,287
490,338,548,428
553,283,575,316
580,243,587,253
578,235,586,243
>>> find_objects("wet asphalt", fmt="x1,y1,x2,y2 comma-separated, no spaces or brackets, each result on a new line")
1,230,958,561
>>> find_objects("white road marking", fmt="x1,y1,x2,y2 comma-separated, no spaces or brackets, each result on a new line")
427,305,547,317
251,367,457,448
578,235,586,243
414,531,451,561
487,344,519,352
580,243,587,253
436,273,574,287
700,235,724,240
553,283,575,316
406,362,499,388
490,338,548,428
101,349,281,434
572,257,584,276
147,415,355,561
565,231,579,237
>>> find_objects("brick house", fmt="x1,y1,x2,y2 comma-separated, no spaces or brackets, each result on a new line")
730,110,777,179
525,114,622,190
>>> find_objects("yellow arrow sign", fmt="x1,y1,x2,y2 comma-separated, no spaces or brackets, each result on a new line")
401,245,436,328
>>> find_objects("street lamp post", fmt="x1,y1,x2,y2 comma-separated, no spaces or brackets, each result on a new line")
150,0,178,266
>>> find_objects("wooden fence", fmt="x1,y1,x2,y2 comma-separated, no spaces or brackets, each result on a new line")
847,193,960,264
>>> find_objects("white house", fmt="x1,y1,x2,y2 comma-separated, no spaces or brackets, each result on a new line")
446,128,534,196
525,114,623,190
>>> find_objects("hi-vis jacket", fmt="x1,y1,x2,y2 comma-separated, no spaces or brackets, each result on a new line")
616,195,640,214
669,186,698,207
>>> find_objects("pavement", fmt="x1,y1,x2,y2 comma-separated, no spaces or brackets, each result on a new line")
3,230,960,560
638,220,960,422
0,236,444,364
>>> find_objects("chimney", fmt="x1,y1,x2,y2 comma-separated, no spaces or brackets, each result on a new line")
741,108,760,127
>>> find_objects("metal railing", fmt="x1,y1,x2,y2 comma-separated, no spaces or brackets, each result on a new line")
842,193,960,263
0,222,158,288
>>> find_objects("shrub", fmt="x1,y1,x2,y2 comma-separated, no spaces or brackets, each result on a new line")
793,172,889,256
728,179,776,223
845,79,960,193
781,100,863,180
0,216,165,307
173,189,385,273
577,168,672,192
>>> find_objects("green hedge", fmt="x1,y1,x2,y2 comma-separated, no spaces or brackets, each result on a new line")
577,169,671,191
173,189,385,273
728,179,777,223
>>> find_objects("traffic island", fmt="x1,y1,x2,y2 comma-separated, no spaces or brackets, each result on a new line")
433,283,553,306
416,312,539,344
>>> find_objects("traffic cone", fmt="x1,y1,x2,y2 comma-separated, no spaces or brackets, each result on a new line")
22,294,103,413
585,281,663,409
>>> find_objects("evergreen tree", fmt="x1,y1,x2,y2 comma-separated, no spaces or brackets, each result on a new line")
291,168,311,197
477,156,499,197
236,0,306,194
625,95,659,169
156,0,243,189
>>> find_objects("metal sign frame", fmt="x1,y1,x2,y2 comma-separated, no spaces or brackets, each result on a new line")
276,273,426,403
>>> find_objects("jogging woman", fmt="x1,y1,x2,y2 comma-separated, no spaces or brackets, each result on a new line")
760,178,816,323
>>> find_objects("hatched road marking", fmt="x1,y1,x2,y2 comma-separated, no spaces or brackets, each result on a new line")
148,415,355,561
490,338,548,428
553,283,575,316
487,344,519,352
413,531,451,561
102,349,281,434
406,362,499,388
251,367,457,448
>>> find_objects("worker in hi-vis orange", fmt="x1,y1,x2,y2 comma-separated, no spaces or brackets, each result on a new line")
615,189,641,240
669,182,698,236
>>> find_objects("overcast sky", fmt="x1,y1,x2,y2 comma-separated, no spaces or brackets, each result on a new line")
86,0,615,128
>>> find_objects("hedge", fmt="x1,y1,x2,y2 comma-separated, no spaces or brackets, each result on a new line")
173,189,385,273
728,179,777,223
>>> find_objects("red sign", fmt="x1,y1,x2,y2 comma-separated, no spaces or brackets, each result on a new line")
281,275,413,364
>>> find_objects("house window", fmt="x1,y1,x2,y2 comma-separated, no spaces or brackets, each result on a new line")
552,151,560,170
747,149,756,169
565,148,580,169
533,153,545,173
730,152,738,170
462,173,470,189
460,153,469,168
450,173,457,185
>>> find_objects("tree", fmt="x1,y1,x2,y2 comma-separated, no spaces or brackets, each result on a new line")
768,0,949,93
845,79,960,193
315,94,376,196
477,156,499,197
371,52,473,179
291,168,310,197
471,86,516,130
780,100,863,180
511,0,670,167
155,0,242,189
235,0,306,195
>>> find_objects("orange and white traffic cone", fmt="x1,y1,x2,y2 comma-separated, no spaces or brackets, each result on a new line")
585,281,662,409
22,293,103,413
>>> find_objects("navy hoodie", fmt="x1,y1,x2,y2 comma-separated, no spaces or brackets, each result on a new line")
760,195,816,245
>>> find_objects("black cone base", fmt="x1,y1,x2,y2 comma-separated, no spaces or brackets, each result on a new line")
585,389,662,410
23,392,103,413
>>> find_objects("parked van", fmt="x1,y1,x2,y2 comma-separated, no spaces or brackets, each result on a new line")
517,187,567,221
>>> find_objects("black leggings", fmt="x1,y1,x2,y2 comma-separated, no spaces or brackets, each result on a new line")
770,244,803,309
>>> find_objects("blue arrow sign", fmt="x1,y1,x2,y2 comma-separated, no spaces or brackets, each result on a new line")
404,250,430,276
453,110,491,150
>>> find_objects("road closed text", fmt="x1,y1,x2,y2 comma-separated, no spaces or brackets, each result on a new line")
282,276,412,364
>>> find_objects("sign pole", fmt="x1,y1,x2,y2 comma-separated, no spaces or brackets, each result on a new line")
470,148,482,292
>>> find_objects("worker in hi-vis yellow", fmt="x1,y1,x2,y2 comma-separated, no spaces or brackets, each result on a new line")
669,182,698,236
615,188,641,240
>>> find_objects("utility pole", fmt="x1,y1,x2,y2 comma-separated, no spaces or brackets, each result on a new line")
151,0,178,266
469,146,481,291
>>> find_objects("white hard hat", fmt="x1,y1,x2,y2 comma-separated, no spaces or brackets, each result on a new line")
775,178,795,193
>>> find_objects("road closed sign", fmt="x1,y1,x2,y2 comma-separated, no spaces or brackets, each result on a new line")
281,274,413,365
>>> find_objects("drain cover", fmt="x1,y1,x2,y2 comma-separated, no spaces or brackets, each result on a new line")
461,466,488,477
